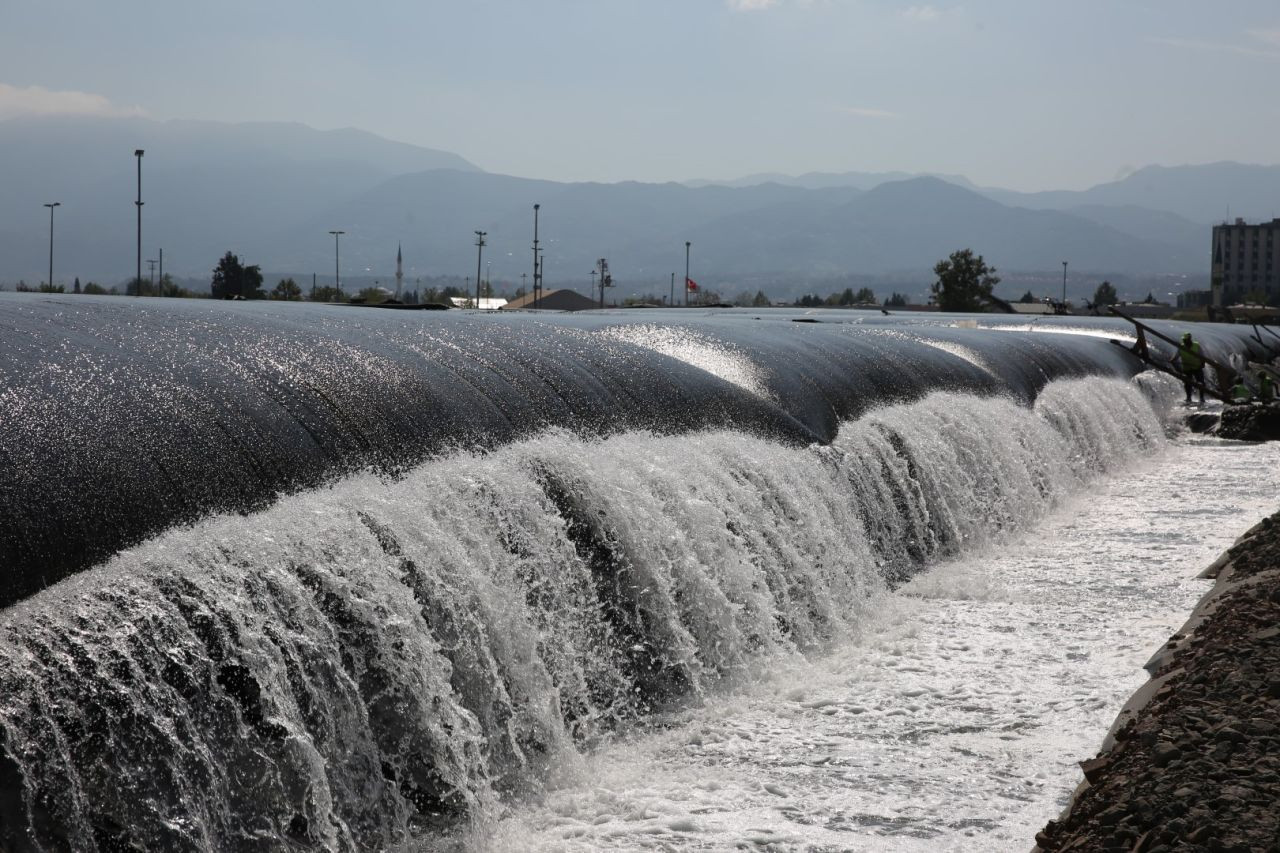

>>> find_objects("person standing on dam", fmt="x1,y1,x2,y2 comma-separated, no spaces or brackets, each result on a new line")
1172,331,1205,406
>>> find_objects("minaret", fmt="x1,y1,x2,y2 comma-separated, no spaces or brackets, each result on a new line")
395,243,404,301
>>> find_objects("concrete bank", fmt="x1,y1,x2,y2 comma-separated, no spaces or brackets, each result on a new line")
1034,511,1280,852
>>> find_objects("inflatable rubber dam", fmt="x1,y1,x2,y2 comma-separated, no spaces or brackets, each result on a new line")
0,294,1269,851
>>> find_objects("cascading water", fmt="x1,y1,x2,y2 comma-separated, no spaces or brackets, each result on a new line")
0,375,1171,851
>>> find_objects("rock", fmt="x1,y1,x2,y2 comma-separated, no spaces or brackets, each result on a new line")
1215,402,1280,441
1153,742,1181,766
1080,754,1110,783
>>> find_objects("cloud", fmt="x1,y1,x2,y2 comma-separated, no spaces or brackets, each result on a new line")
1246,28,1280,47
902,5,941,22
1147,35,1280,60
834,106,901,119
725,0,824,10
0,83,144,121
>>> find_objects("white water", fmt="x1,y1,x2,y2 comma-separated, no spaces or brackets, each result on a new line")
0,375,1248,851
470,436,1280,852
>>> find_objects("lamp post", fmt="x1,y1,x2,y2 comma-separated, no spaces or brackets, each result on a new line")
147,258,158,295
590,269,597,303
684,241,691,307
43,202,60,291
134,149,144,295
1062,260,1068,307
329,230,344,300
474,230,487,308
670,272,675,307
531,203,540,310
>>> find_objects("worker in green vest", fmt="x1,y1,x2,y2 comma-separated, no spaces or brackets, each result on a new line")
1258,371,1276,403
1171,331,1205,405
1229,375,1253,404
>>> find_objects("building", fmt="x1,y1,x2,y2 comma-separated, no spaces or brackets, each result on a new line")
1212,217,1280,305
501,289,598,311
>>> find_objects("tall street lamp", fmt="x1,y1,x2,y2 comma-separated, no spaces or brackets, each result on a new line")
43,202,61,290
134,149,144,295
474,230,487,308
531,204,541,310
684,241,691,307
1062,260,1068,306
329,230,345,299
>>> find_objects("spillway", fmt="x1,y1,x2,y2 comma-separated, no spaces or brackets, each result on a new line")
0,294,1270,851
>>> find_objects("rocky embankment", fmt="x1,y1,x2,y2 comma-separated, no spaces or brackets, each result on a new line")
1034,511,1280,853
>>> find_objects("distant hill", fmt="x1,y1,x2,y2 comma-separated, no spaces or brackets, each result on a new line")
257,175,1196,301
1,116,1259,295
686,170,978,191
0,115,477,282
978,163,1280,224
678,177,1196,277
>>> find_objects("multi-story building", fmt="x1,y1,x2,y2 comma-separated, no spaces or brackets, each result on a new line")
1211,217,1280,305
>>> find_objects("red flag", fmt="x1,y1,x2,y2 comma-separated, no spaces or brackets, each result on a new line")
685,278,698,291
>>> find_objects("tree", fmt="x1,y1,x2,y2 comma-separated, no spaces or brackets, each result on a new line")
1018,290,1035,303
271,278,302,301
83,282,107,295
308,285,345,302
884,293,908,308
1092,281,1118,307
211,252,264,299
752,290,770,307
931,249,1000,312
853,287,876,304
73,277,81,295
354,286,389,304
1143,291,1156,304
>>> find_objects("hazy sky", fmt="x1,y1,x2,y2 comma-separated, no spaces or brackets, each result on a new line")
3,0,1278,190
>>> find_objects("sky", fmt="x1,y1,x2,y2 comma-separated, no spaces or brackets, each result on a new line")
2,0,1279,191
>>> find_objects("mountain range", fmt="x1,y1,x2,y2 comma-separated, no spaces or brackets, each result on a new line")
2,115,1277,300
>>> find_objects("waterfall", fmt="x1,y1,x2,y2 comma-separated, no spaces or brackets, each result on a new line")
0,376,1168,851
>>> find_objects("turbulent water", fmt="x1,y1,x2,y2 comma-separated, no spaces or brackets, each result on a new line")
0,375,1190,851
474,435,1280,852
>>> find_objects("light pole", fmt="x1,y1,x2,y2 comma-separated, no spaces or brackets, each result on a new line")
590,268,597,303
1062,260,1068,307
531,203,540,310
329,230,344,300
684,241,691,307
134,149,144,295
43,202,60,290
521,272,527,297
474,230,487,308
147,258,158,295
670,272,675,307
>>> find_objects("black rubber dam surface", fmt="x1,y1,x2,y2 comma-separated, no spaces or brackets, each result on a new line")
0,293,1261,609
